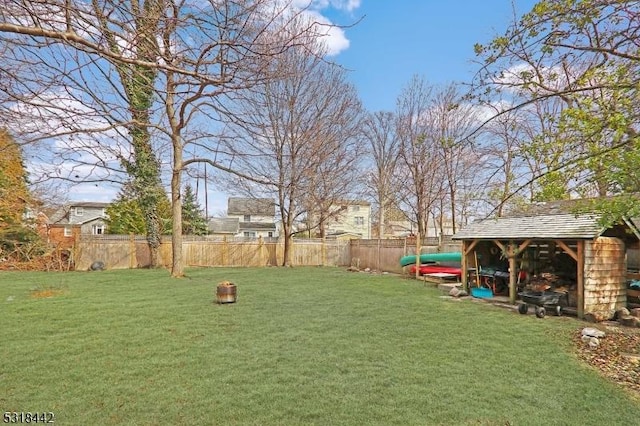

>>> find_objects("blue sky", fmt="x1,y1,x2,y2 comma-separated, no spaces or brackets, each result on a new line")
194,0,542,215
197,0,540,215
65,0,542,213
325,0,539,112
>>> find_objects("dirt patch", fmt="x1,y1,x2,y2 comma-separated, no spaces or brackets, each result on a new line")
30,288,66,298
573,325,640,398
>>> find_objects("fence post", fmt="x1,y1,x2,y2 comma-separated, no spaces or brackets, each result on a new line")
223,236,228,266
377,238,381,273
258,236,264,266
321,237,326,266
129,233,135,269
72,231,81,270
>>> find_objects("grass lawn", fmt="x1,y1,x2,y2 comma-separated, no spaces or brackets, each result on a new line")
1,267,639,425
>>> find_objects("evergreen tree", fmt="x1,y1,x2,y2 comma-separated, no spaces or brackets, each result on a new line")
181,184,208,236
106,182,172,235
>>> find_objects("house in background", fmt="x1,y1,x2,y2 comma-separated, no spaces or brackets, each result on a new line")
322,200,372,239
372,208,456,239
207,217,240,238
45,202,110,247
378,208,413,238
227,197,277,238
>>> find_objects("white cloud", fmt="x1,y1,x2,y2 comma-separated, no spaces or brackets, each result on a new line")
298,0,361,12
287,0,359,56
333,0,361,12
305,10,350,56
493,62,583,97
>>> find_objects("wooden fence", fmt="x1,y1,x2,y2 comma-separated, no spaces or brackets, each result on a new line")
74,234,459,272
349,236,461,274
74,235,351,270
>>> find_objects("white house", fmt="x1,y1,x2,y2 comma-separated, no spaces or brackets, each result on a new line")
323,200,372,239
227,197,277,238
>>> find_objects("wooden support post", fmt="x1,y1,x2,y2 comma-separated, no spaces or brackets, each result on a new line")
461,240,469,291
577,240,585,319
506,241,516,304
496,239,531,304
463,239,480,256
415,232,421,280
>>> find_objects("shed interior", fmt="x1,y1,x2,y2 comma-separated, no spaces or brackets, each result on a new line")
464,224,640,317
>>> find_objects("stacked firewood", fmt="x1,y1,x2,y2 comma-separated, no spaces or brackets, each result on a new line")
527,273,559,291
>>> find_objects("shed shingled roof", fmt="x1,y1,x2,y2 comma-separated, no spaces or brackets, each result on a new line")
452,213,605,240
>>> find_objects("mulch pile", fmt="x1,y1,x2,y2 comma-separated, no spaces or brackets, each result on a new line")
572,325,640,398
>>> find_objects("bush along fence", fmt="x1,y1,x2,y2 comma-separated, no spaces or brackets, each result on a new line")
72,234,459,272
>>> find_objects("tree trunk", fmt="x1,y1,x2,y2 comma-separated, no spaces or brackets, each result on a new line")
170,146,183,277
167,73,184,278
143,204,162,267
129,120,163,268
283,233,293,267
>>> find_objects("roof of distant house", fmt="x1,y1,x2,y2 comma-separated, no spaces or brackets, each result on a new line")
334,199,371,206
207,217,240,234
384,208,409,222
239,222,276,231
48,202,110,225
228,197,275,216
68,201,111,208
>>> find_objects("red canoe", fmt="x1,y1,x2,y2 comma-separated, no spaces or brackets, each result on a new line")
409,264,462,277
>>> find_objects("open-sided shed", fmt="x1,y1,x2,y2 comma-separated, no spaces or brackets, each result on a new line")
452,211,639,320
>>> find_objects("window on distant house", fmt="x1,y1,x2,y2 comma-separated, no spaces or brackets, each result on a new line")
352,205,360,212
243,231,256,238
354,216,364,226
92,224,105,235
75,207,84,216
244,215,251,222
268,231,274,238
63,227,72,237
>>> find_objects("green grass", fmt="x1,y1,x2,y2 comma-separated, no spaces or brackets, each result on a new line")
1,267,638,425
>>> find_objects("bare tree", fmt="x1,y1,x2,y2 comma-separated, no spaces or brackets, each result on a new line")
361,111,399,238
472,0,640,221
0,0,337,275
426,84,478,234
302,136,365,238
220,41,363,265
394,75,444,237
0,0,173,266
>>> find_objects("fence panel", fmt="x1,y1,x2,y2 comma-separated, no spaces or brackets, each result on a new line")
75,235,455,271
75,236,351,269
350,237,461,273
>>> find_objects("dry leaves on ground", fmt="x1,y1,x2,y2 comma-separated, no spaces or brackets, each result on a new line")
573,325,640,398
